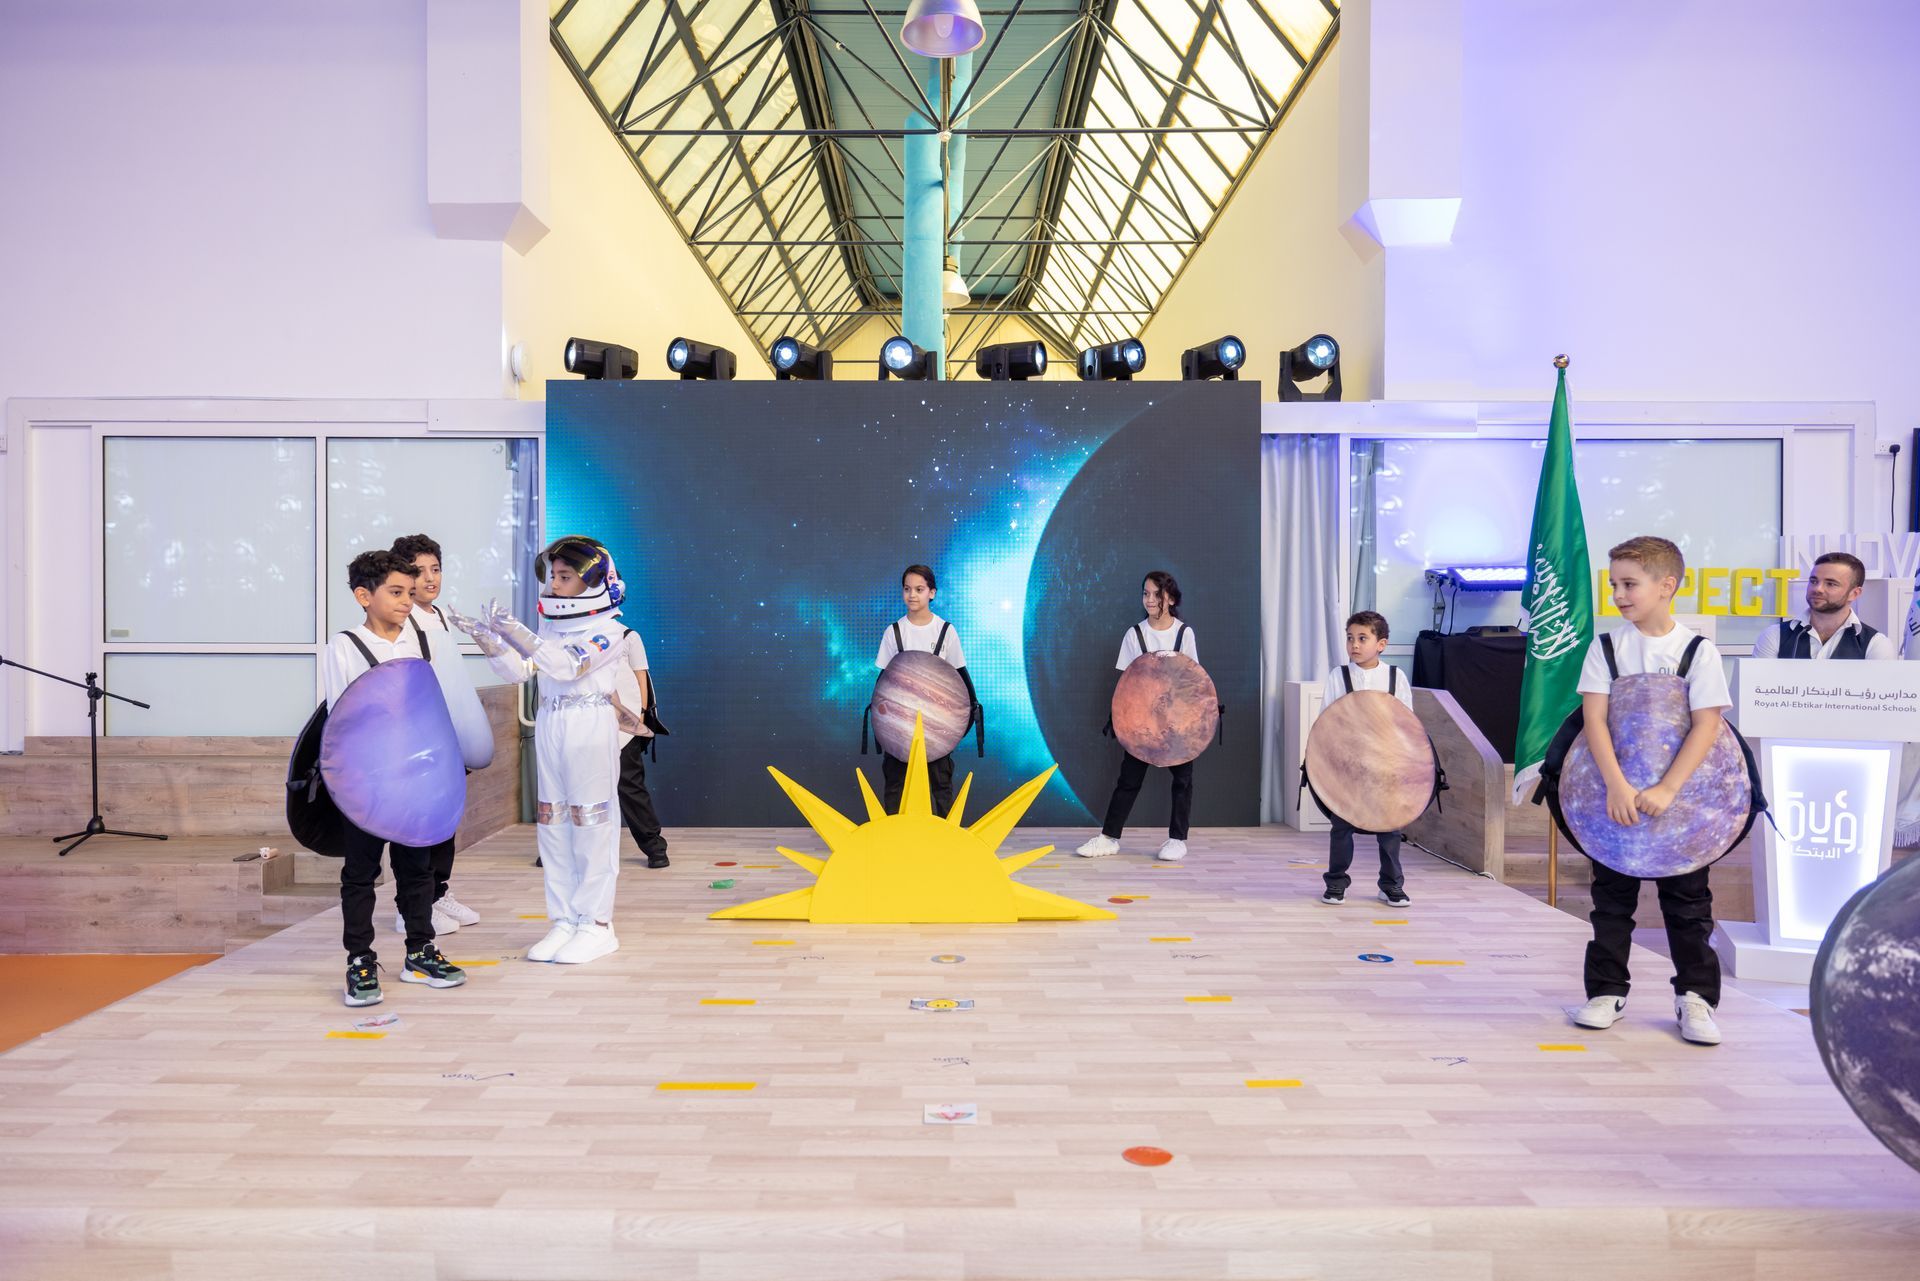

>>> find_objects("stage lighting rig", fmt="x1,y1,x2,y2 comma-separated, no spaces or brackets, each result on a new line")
771,336,832,381
666,337,737,381
879,335,936,381
1077,338,1145,381
1278,333,1340,401
975,340,1047,382
1180,335,1245,381
563,337,638,380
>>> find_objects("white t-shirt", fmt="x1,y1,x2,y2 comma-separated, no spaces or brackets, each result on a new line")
1116,619,1198,671
1750,611,1898,661
875,615,965,670
324,622,424,709
613,628,653,748
1321,661,1413,710
411,601,453,634
1577,622,1732,711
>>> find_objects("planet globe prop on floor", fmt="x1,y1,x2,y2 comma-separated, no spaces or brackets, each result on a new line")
1558,673,1750,878
1812,856,1920,1175
320,657,466,847
872,650,971,760
1111,651,1219,768
1303,690,1436,833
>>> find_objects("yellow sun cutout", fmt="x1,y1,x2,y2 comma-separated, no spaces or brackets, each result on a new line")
711,715,1116,924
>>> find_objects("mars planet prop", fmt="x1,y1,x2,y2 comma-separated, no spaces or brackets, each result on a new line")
1303,690,1436,833
320,657,465,847
1111,650,1219,768
1812,856,1920,1175
872,650,971,759
1560,673,1750,877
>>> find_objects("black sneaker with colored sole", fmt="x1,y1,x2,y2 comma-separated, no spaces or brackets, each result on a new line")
344,955,382,1007
646,852,671,869
1318,891,1344,905
401,946,466,989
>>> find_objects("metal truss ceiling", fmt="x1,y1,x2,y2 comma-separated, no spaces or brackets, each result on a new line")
552,0,1338,368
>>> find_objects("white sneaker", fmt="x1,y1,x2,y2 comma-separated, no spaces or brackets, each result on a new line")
1155,839,1188,862
526,921,576,962
395,908,460,936
1675,992,1722,1045
553,922,619,965
1573,995,1626,1029
1075,834,1120,858
437,893,481,926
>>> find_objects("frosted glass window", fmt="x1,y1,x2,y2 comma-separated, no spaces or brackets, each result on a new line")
1352,439,1784,649
104,438,316,644
325,438,539,635
465,654,514,689
104,654,317,736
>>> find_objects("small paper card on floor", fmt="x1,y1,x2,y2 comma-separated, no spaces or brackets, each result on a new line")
910,998,975,1012
353,1013,401,1032
924,1102,979,1124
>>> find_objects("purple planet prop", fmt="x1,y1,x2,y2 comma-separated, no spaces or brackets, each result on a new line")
1813,855,1920,1175
1111,651,1219,768
1560,673,1750,878
872,651,971,759
321,657,466,847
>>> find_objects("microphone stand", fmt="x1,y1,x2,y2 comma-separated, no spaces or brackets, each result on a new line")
0,655,169,857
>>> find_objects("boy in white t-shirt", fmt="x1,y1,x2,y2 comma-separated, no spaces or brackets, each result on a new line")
1570,536,1732,1047
873,564,974,815
1315,611,1415,908
611,627,669,868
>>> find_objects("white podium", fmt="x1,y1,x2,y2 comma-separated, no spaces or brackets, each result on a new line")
1715,659,1920,982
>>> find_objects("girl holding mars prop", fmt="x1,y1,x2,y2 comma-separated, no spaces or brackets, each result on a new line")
1077,571,1218,863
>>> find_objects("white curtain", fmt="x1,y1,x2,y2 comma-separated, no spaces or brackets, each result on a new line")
1261,434,1346,821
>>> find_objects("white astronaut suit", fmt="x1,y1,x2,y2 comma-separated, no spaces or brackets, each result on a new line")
450,539,636,965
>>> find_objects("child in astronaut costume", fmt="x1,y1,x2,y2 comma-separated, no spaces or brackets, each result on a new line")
449,536,643,965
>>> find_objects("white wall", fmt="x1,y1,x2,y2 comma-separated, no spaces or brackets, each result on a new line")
1383,0,1920,521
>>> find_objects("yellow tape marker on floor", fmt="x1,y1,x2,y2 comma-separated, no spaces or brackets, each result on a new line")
1185,995,1233,1003
741,864,783,869
657,1081,758,1091
1245,1079,1302,1088
699,999,758,1006
1538,1044,1588,1052
752,940,796,946
1372,919,1409,925
1116,894,1152,899
516,913,547,920
326,1031,386,1040
1414,960,1465,966
1151,936,1192,942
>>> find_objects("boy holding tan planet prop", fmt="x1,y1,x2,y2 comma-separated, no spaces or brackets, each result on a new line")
1310,611,1420,908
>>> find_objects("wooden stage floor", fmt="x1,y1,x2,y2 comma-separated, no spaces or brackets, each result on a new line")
3,825,1917,1280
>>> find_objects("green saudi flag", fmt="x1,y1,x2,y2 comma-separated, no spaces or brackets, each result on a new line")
1512,361,1593,802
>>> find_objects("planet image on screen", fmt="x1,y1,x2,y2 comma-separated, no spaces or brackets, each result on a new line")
1812,855,1920,1175
1110,651,1218,768
871,650,971,760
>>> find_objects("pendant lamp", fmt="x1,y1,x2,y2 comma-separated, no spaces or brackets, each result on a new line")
900,0,985,58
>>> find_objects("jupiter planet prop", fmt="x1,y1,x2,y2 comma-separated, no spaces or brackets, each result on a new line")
1111,651,1219,768
872,650,971,759
1812,855,1920,1175
1559,673,1751,878
1304,690,1436,833
320,657,466,847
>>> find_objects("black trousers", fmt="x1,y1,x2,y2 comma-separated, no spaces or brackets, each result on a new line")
339,822,436,961
1100,752,1193,841
1583,859,1720,1005
427,838,456,902
882,751,955,816
618,738,669,857
1325,817,1404,895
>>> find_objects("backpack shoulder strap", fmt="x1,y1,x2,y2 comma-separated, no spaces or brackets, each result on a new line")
1600,632,1619,681
340,630,379,669
891,620,904,656
935,621,951,656
1132,623,1147,656
409,616,430,663
1389,665,1399,695
1339,665,1353,694
1175,623,1189,655
1677,633,1706,678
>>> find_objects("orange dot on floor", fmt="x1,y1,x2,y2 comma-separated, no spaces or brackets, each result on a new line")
1109,897,1134,904
1122,1146,1173,1167
715,861,738,867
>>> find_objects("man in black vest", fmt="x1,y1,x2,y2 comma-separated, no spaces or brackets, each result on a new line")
1750,552,1897,660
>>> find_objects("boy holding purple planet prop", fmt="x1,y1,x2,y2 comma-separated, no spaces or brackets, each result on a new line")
873,564,975,816
1572,536,1732,1046
329,550,467,1008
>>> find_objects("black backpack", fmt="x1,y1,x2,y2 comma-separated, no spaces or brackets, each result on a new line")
286,630,389,857
1531,632,1767,859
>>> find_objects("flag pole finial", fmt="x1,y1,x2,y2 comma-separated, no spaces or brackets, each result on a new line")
1553,354,1570,369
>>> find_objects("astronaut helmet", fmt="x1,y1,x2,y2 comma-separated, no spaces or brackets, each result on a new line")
534,534,624,619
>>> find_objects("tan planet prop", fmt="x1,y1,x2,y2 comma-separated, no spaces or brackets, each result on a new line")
1111,651,1219,768
1304,690,1437,833
871,650,971,759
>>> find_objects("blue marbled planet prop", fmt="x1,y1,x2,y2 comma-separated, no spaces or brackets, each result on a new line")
320,657,466,846
1560,673,1750,878
872,650,971,760
1812,856,1920,1175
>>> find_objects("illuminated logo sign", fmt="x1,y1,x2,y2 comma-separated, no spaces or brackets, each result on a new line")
1766,743,1892,943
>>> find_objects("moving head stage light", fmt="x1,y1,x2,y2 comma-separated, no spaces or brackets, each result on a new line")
666,337,737,381
1181,335,1245,381
1077,338,1145,382
563,337,639,380
771,336,832,381
975,340,1047,382
879,335,936,381
1278,333,1340,401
